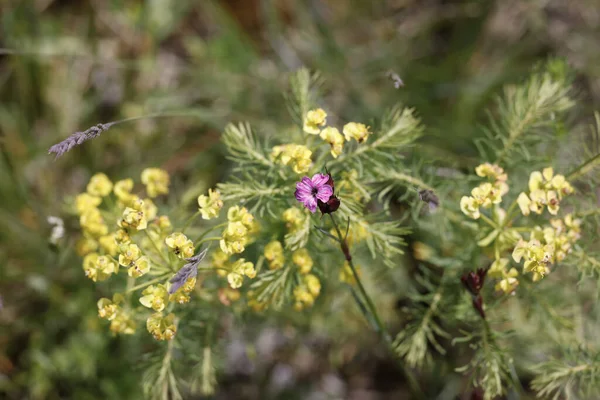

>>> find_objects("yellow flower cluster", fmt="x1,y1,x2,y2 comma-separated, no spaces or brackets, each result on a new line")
271,144,312,174
293,274,321,311
146,313,177,341
220,206,257,255
141,168,170,198
140,284,170,312
460,163,509,219
339,261,360,285
517,168,574,216
264,240,285,270
198,189,224,220
303,108,327,134
511,213,582,281
83,253,118,282
319,127,345,158
97,294,136,335
488,258,519,294
165,232,194,259
118,243,151,278
169,277,197,304
292,248,313,274
283,207,305,232
74,168,206,341
227,259,256,289
343,122,372,143
302,109,374,159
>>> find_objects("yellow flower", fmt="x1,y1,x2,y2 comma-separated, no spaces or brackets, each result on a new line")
512,239,554,279
169,291,190,305
227,259,255,289
471,182,501,207
283,207,305,231
271,144,312,174
75,193,102,214
87,173,113,197
529,171,544,192
264,240,285,270
80,208,108,237
265,240,285,270
319,127,345,158
115,229,131,245
140,284,169,312
155,216,172,232
97,295,122,321
475,163,507,182
118,243,141,266
220,221,249,255
128,256,150,278
488,258,509,279
165,232,194,259
212,248,230,276
517,192,532,216
141,168,170,198
83,253,118,282
198,189,224,220
303,108,327,134
146,313,177,341
96,255,119,275
182,277,197,293
169,278,196,304
292,248,313,274
495,268,519,294
109,311,136,335
120,207,148,231
141,198,158,221
227,206,254,227
339,261,359,285
460,196,480,219
76,237,98,256
546,191,559,215
113,179,134,203
293,274,321,310
343,122,372,143
98,233,118,257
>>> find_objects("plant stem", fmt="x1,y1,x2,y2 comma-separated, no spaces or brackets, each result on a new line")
144,230,171,266
182,210,201,234
479,213,497,229
194,223,228,250
127,274,170,293
327,214,424,398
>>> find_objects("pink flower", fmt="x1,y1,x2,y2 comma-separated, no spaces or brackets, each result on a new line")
295,174,333,213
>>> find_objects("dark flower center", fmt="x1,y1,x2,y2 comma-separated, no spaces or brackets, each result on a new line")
312,188,318,196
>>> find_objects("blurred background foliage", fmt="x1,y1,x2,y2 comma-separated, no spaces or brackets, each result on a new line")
1,0,600,398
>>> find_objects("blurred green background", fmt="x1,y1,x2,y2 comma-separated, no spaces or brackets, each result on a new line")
1,0,599,398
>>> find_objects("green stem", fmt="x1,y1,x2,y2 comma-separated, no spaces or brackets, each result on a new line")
479,213,497,229
196,237,221,246
182,210,201,234
327,214,424,398
194,222,228,249
144,230,170,266
126,274,170,293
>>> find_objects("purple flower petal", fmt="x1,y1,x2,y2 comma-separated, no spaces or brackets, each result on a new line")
316,184,333,202
311,173,329,187
305,197,317,213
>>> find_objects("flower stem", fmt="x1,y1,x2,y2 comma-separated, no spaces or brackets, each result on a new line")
327,214,424,398
144,230,170,266
182,210,201,234
127,274,170,293
194,223,228,250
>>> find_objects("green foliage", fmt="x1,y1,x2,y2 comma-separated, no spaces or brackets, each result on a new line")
531,349,600,400
477,59,574,165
